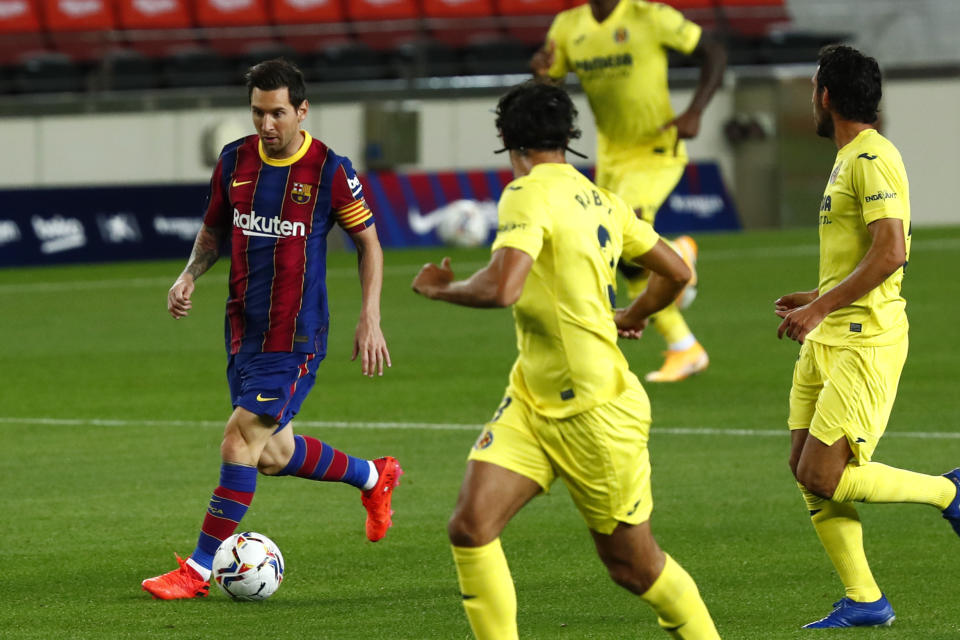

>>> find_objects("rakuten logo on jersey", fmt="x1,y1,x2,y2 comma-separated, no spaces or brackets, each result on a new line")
233,208,306,239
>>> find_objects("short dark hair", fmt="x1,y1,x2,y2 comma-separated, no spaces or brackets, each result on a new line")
244,58,307,108
495,81,581,153
816,45,882,124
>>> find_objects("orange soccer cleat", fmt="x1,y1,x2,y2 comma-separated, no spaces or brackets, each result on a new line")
361,456,403,542
141,554,210,600
645,342,709,383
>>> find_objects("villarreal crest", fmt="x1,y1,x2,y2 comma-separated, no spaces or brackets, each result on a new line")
290,182,312,205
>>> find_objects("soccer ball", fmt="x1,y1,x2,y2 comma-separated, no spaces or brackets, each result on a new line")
436,199,493,248
211,532,284,601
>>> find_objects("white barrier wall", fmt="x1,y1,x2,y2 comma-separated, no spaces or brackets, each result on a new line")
0,76,956,227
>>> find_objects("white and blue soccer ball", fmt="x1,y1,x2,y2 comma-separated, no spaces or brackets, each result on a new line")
212,532,284,601
436,199,494,248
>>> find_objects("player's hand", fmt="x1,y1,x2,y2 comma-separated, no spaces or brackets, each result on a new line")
167,275,195,319
774,291,818,318
661,109,702,141
352,314,392,377
614,308,648,340
777,301,826,344
412,257,455,299
530,41,556,80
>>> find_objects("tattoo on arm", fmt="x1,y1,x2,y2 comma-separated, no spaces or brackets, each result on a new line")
184,225,224,280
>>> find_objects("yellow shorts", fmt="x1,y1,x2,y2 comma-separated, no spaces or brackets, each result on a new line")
788,339,908,464
468,384,653,534
595,162,685,224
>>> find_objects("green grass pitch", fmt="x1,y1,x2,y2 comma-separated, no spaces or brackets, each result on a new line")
1,226,958,639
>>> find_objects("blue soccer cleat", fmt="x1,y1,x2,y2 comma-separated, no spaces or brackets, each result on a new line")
942,468,960,537
802,595,895,629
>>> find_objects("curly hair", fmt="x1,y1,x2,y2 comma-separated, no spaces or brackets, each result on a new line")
495,81,582,153
244,58,307,108
816,45,882,124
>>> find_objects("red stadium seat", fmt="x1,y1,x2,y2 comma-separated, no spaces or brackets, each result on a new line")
193,0,276,56
347,0,419,50
116,0,192,29
268,0,350,54
423,0,500,47
0,0,47,64
495,0,560,45
41,0,117,60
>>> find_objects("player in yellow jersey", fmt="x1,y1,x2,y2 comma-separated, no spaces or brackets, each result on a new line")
531,0,726,382
776,45,960,629
413,82,720,640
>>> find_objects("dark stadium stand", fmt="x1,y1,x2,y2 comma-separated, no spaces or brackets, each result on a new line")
0,0,838,95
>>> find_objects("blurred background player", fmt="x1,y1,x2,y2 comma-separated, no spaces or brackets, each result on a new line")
776,45,960,628
142,59,402,600
531,0,726,382
413,82,720,639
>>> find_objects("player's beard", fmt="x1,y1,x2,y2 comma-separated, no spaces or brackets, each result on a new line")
814,106,834,139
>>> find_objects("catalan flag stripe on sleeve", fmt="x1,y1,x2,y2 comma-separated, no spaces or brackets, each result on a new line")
336,198,374,232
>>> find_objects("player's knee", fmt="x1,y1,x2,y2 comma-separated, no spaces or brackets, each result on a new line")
796,465,837,499
602,558,657,595
447,511,495,548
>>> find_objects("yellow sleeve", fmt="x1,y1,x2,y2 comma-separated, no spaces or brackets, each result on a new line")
651,2,702,55
615,193,660,263
491,180,551,260
852,152,908,225
545,12,571,79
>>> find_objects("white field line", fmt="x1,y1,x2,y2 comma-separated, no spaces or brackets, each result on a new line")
3,236,959,296
1,416,958,439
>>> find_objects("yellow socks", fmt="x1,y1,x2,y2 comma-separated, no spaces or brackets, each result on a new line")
832,462,955,509
451,539,518,640
640,554,720,639
800,484,881,602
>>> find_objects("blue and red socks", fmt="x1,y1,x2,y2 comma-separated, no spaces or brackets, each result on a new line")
187,462,257,579
278,434,376,490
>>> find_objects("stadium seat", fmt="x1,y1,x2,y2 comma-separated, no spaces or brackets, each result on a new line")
302,40,391,83
268,0,350,54
12,50,86,92
235,41,301,74
115,0,198,58
193,0,275,56
461,36,533,76
41,0,117,61
93,47,161,90
423,0,501,46
496,0,560,45
0,0,47,64
393,39,462,78
346,0,419,50
160,46,236,87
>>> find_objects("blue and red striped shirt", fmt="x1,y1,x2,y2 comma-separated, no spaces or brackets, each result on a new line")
203,131,374,354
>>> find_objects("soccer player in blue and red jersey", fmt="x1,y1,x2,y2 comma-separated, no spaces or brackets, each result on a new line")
142,59,402,600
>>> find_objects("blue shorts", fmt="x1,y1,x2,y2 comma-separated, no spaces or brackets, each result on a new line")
226,352,324,431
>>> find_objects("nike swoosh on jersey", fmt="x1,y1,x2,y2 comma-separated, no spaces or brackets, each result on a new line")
256,393,279,402
233,179,254,187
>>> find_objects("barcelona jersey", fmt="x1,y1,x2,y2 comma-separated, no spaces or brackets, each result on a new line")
203,131,374,354
808,128,910,347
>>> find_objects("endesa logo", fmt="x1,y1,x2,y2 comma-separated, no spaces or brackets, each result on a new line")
865,190,897,203
233,208,306,239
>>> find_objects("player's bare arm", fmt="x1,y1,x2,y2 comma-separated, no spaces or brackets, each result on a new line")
530,41,561,85
615,239,690,337
775,289,819,316
661,34,727,140
351,225,392,377
412,247,533,308
167,224,225,319
777,217,906,343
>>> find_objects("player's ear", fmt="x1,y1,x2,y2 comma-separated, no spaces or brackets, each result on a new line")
819,87,830,110
297,100,309,123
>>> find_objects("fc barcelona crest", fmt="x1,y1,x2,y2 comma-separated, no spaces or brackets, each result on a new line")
290,182,312,204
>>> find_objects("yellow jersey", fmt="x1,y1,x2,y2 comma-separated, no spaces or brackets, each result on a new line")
492,163,660,418
808,129,911,347
545,0,701,171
